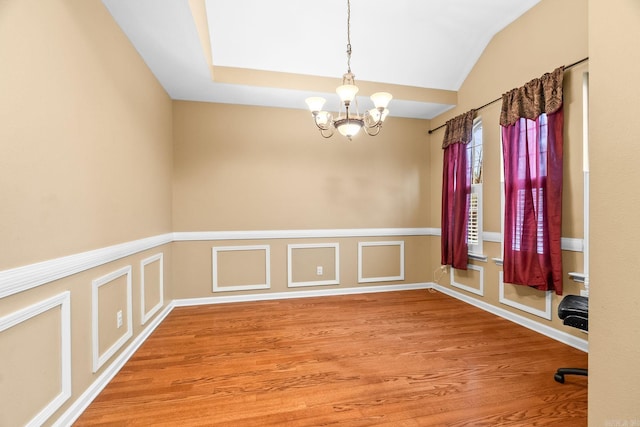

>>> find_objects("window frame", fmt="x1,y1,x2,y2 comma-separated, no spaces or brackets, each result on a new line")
467,117,484,257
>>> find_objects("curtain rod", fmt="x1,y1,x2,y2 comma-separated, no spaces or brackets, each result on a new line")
427,57,589,135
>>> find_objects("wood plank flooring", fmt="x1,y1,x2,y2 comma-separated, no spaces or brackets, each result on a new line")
74,290,587,426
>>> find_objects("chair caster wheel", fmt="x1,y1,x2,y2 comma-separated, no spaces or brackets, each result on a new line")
554,373,565,383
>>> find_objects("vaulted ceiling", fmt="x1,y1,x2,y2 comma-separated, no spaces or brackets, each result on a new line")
102,0,540,119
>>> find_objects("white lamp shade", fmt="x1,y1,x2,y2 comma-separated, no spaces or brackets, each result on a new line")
305,97,326,112
370,92,392,109
315,111,332,126
368,108,389,123
337,120,362,138
336,84,359,103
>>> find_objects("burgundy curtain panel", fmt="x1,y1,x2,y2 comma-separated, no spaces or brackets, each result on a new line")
441,110,475,270
500,67,565,295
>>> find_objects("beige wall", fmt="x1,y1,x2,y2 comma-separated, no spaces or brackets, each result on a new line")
172,101,431,231
0,0,173,425
0,0,173,269
5,0,640,424
589,0,640,424
427,0,589,338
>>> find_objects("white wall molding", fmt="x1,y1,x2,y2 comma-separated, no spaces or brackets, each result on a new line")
53,281,587,426
0,228,585,300
288,243,340,288
1,229,437,299
358,241,405,283
92,266,133,373
0,292,71,427
140,253,164,325
432,283,588,353
498,272,552,320
212,245,271,292
0,233,173,299
175,228,438,241
53,302,174,427
478,231,584,252
450,264,484,296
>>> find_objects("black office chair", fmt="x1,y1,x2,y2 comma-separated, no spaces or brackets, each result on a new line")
554,294,588,383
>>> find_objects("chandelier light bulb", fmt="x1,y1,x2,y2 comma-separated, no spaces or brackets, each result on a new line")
337,120,362,139
315,111,331,126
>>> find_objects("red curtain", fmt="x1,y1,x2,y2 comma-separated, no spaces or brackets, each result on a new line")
441,111,475,270
501,67,564,295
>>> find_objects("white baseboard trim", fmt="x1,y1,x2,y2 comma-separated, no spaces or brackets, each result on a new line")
0,233,173,299
431,283,588,353
52,282,587,426
174,283,432,307
52,302,175,427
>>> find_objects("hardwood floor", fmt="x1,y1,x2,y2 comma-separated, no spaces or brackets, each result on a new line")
74,290,587,426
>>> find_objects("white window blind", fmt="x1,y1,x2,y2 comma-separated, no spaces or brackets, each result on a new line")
468,192,479,245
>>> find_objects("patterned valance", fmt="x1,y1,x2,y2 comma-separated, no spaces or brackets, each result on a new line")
441,110,476,149
500,66,564,126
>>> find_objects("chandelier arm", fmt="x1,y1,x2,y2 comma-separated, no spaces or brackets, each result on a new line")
364,108,385,128
320,128,335,138
363,125,382,137
312,113,334,131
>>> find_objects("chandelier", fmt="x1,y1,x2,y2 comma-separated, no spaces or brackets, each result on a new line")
305,0,392,140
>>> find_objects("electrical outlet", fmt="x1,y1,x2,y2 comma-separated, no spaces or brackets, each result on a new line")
316,266,323,276
116,310,123,328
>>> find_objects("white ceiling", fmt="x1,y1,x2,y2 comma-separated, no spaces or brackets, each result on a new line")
102,0,540,119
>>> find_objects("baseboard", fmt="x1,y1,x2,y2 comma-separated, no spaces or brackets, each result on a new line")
431,283,588,353
173,283,433,307
52,302,175,427
53,281,587,426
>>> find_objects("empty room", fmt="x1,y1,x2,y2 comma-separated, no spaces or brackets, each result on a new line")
1,0,639,426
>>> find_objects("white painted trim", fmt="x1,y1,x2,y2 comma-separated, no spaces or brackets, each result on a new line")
174,283,432,307
358,241,405,283
140,253,164,325
175,228,437,241
481,232,584,252
450,264,484,296
53,302,174,427
1,228,583,301
92,266,133,373
53,281,587,426
0,233,172,299
432,283,588,352
287,243,340,288
582,72,590,295
498,272,552,320
0,292,71,427
212,245,271,292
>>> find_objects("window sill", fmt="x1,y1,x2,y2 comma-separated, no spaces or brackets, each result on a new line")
468,253,488,262
492,257,503,266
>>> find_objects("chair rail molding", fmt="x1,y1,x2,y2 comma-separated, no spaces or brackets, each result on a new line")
0,233,173,299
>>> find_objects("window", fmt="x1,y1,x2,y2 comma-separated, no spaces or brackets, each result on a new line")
467,117,483,255
511,115,547,254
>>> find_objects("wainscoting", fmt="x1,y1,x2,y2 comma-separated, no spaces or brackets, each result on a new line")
0,228,587,426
